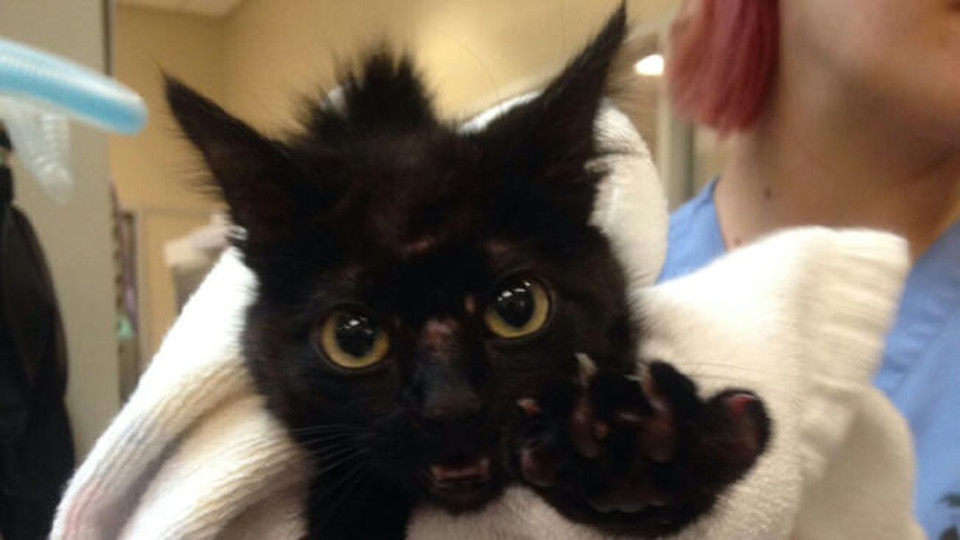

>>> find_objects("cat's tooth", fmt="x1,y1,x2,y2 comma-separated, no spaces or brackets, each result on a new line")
430,457,492,483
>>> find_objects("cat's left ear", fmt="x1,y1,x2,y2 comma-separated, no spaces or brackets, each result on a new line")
531,3,626,156
478,4,627,222
165,77,320,261
486,5,626,167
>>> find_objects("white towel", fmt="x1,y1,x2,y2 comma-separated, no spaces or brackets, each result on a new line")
52,105,924,540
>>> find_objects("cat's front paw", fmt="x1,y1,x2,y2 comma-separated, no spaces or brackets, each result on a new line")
515,357,770,536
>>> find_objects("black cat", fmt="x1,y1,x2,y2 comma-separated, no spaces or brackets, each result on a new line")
166,5,770,539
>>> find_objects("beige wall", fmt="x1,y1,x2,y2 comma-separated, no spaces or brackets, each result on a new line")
112,6,225,356
113,6,225,211
0,0,119,456
223,0,679,129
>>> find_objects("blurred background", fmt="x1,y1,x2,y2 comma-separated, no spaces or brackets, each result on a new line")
0,0,726,464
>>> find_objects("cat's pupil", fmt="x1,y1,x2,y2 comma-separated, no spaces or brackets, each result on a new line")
335,312,379,357
494,282,535,328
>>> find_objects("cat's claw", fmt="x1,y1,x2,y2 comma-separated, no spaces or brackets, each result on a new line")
516,398,542,417
575,352,598,386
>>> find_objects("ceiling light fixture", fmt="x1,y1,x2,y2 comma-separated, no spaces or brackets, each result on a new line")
634,54,664,77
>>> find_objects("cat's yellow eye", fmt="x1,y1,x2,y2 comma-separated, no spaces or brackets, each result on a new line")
484,277,551,339
317,308,390,370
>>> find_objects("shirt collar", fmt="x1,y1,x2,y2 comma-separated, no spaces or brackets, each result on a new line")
875,216,960,393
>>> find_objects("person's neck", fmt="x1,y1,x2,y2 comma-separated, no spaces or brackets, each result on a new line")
715,89,960,260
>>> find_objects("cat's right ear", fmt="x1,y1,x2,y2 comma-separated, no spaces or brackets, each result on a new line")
165,77,306,249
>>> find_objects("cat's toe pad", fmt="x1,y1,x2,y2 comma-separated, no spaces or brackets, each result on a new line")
519,442,559,487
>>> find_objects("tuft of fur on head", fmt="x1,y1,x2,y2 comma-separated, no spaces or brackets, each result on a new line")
302,50,438,143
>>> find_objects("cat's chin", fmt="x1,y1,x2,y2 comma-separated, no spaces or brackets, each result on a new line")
425,482,503,513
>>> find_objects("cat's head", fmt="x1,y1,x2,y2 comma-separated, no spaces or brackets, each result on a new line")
168,6,632,511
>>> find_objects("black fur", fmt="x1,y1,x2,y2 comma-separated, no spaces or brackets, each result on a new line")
167,5,769,539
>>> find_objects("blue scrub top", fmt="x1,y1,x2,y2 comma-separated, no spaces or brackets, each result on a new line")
658,180,960,540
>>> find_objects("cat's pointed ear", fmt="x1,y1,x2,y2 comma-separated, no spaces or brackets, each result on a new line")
485,5,626,170
165,77,309,250
533,2,626,154
479,5,627,226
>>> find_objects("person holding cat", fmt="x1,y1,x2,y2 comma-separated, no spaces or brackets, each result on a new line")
661,0,960,538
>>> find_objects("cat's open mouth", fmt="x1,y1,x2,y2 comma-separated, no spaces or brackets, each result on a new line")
425,454,496,508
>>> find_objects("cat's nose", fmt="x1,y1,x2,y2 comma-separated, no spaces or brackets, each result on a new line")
415,316,484,426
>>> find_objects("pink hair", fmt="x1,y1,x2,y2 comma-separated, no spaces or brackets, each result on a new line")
667,0,779,134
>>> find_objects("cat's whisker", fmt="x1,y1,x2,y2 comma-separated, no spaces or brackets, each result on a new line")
313,457,374,517
313,457,362,482
292,423,364,432
321,464,373,519
307,444,360,465
299,432,363,446
318,462,368,496
312,448,367,478
290,424,366,435
311,443,361,464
